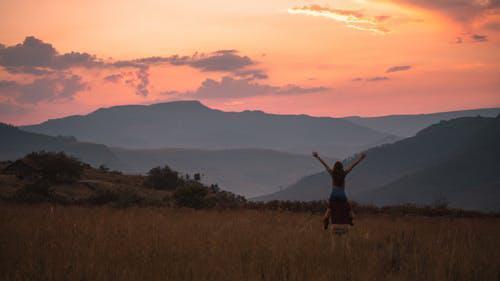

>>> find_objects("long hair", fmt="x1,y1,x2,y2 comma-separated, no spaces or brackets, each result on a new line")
332,161,345,187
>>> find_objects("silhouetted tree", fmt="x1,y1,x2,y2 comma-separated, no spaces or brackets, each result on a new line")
144,165,181,190
25,151,83,183
194,173,202,182
98,164,110,172
173,183,208,209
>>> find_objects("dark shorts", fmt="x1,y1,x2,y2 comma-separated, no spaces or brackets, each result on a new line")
329,200,352,225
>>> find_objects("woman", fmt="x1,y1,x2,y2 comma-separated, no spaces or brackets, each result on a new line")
312,151,366,230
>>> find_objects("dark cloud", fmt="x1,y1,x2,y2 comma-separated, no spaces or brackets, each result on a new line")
186,76,277,99
3,66,54,76
385,0,500,23
0,36,56,68
0,74,88,104
103,73,123,83
0,101,28,117
454,33,489,43
471,33,488,42
233,69,269,80
0,36,266,99
0,36,102,75
52,51,102,69
187,50,255,72
352,76,390,82
386,65,412,73
113,50,257,74
275,85,330,95
135,67,150,97
167,76,329,100
367,76,390,82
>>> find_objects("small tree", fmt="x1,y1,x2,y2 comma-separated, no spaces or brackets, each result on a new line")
173,183,208,209
194,173,202,182
98,164,110,172
144,165,181,190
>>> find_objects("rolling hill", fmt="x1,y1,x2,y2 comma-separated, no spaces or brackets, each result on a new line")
0,123,120,167
344,107,500,137
21,100,391,158
255,115,500,211
0,124,333,197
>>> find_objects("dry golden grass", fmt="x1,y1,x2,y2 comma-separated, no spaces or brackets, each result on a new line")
1,204,499,281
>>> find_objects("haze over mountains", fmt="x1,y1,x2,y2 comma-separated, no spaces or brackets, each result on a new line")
3,101,499,207
112,148,333,197
0,124,331,197
256,115,500,212
22,101,391,158
344,107,500,137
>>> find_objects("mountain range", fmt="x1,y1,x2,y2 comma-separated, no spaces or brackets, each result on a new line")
21,100,392,158
0,123,331,197
344,107,500,137
4,101,500,207
255,115,500,212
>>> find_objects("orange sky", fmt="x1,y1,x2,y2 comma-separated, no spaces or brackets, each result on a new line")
0,0,499,125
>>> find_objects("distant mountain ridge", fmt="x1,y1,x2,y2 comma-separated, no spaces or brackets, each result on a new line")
0,123,120,167
255,115,500,212
21,100,392,158
344,107,500,137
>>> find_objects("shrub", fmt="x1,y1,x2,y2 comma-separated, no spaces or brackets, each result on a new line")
23,180,52,196
173,183,208,209
12,180,53,204
26,151,84,183
143,165,182,190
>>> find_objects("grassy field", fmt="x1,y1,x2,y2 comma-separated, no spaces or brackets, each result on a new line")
1,204,499,281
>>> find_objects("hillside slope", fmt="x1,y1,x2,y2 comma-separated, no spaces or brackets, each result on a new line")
358,115,500,211
0,123,120,168
22,100,390,158
344,107,500,137
256,116,500,211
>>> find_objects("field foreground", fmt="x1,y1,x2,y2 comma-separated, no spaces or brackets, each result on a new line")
1,204,499,281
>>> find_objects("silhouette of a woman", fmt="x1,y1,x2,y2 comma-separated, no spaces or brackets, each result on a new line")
312,151,366,231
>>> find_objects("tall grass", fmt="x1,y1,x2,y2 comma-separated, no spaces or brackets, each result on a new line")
0,204,499,281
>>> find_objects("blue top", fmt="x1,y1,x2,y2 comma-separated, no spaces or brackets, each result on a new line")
329,187,347,202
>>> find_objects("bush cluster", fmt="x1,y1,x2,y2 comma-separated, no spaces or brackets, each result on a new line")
26,151,84,183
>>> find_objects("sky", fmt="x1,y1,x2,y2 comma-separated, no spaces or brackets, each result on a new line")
0,0,499,125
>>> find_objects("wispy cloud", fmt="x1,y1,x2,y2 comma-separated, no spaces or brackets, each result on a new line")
382,0,500,23
352,76,390,82
455,33,489,43
288,5,390,34
0,74,88,104
386,65,412,72
471,33,488,42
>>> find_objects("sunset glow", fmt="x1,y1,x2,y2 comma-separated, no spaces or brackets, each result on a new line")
1,0,499,125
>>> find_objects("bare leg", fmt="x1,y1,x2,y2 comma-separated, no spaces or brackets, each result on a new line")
323,208,331,230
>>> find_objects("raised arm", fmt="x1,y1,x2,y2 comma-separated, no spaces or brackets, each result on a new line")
345,152,366,174
312,152,332,173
